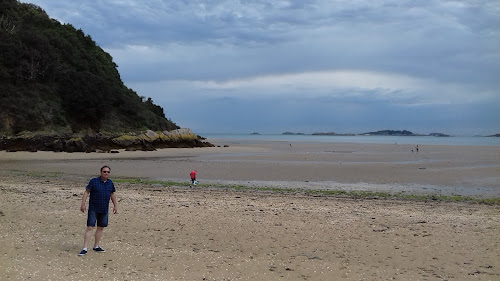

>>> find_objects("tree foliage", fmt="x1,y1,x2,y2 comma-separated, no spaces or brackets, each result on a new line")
0,0,179,134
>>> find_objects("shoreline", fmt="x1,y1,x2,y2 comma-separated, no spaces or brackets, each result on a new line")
203,135,500,146
1,140,499,280
1,140,499,198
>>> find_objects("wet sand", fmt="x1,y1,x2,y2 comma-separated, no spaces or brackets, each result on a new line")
1,139,499,197
0,140,499,280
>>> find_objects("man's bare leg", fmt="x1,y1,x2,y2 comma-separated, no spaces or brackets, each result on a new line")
94,226,104,248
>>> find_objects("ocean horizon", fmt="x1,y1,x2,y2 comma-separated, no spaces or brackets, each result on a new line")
201,133,500,146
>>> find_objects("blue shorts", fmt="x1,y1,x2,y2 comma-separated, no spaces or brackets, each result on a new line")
87,209,109,227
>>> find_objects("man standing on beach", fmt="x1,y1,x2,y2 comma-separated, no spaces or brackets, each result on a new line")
78,165,118,256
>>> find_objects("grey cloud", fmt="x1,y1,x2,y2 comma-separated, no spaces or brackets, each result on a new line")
24,0,500,135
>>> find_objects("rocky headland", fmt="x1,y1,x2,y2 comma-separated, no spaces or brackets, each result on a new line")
0,128,214,153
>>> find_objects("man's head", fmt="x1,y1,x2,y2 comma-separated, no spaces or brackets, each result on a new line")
100,165,111,180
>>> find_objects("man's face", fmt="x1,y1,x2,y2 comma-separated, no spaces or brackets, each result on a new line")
101,168,111,180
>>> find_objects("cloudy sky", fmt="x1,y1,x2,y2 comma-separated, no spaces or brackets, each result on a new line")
26,0,499,135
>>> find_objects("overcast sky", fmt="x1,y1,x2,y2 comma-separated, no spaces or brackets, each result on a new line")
25,0,499,135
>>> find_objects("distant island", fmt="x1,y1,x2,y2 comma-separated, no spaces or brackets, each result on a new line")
428,133,451,137
250,132,261,135
312,132,356,136
279,130,500,138
361,130,421,136
280,130,453,137
362,130,452,137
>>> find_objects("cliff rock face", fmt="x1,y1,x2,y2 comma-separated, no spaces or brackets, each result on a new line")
0,129,213,152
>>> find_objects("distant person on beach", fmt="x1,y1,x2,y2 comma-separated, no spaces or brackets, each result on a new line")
190,170,197,186
78,165,118,256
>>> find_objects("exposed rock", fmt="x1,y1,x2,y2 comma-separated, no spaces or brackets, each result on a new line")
0,128,214,152
112,135,141,147
144,130,159,140
162,128,197,140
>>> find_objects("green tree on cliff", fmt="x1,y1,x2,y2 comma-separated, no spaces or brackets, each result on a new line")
0,0,179,134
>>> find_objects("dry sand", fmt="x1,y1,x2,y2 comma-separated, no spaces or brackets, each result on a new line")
0,140,499,280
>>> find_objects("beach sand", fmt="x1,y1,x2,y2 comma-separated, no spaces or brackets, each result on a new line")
0,140,499,280
1,139,499,197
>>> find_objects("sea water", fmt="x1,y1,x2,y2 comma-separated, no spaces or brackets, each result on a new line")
202,133,500,146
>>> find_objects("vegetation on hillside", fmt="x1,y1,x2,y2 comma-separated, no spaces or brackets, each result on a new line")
0,0,179,135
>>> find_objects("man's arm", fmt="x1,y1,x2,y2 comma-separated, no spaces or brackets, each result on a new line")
111,192,118,214
80,189,90,213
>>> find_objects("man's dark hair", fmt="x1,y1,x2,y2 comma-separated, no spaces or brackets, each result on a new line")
101,165,111,172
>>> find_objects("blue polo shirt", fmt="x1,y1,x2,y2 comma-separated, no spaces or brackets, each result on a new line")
86,177,116,213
